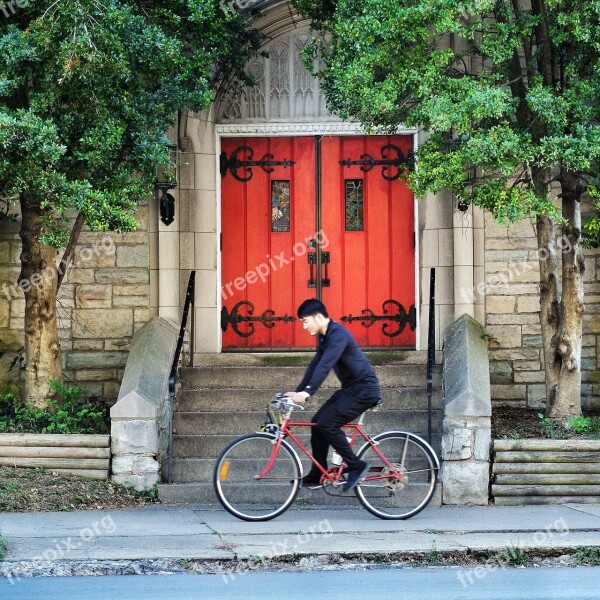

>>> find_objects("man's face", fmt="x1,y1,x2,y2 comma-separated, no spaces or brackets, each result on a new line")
301,314,320,336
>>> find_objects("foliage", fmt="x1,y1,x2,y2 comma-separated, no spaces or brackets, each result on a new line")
537,412,600,438
0,536,6,560
504,544,529,567
294,0,600,219
574,546,600,566
0,0,263,242
0,380,109,434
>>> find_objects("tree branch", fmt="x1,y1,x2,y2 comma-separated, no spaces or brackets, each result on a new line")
57,212,85,290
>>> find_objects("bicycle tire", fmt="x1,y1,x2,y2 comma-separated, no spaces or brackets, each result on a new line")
355,431,439,520
213,432,302,521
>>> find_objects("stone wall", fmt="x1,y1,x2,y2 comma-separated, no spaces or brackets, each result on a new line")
0,203,150,402
483,201,600,410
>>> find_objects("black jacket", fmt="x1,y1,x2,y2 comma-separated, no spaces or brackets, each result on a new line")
295,320,380,399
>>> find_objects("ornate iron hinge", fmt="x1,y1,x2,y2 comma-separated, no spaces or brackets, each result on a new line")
221,301,297,337
220,146,295,182
341,300,416,337
339,144,413,181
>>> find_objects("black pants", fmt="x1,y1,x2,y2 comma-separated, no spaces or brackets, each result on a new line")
309,384,380,472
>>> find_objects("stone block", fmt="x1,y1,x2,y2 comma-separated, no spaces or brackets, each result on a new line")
113,296,149,308
517,295,540,313
443,314,492,417
117,246,149,268
111,473,159,492
66,351,128,369
442,420,472,460
442,461,489,505
95,268,149,285
75,285,112,309
527,384,546,409
473,426,491,460
491,384,526,400
485,325,521,349
105,339,130,351
111,420,159,455
485,296,516,314
73,309,133,339
134,456,160,475
490,361,513,384
113,285,149,296
75,369,115,381
111,455,135,474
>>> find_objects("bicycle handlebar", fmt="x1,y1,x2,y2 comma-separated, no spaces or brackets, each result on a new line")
272,392,305,411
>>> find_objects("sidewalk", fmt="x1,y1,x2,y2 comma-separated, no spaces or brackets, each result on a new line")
1,503,600,566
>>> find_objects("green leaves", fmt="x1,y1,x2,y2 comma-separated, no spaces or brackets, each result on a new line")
0,0,263,244
295,0,600,223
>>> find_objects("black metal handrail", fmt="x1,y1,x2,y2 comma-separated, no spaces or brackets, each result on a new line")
426,268,436,445
167,270,196,484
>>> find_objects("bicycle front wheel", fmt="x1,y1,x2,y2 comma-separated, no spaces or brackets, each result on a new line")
355,431,439,520
213,432,302,521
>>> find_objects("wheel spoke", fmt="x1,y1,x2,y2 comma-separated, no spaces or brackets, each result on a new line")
355,432,438,519
213,433,301,521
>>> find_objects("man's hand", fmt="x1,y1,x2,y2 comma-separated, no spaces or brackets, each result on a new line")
284,392,308,405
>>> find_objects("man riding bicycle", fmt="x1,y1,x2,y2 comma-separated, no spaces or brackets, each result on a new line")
284,299,381,492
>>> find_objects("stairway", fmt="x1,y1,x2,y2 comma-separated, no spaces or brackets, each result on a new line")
157,351,443,505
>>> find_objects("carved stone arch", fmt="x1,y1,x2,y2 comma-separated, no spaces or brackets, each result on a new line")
216,24,337,125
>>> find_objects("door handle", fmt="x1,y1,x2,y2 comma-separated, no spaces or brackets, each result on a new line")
307,252,316,288
321,252,330,287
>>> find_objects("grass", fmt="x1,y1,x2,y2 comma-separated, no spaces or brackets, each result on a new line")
574,547,600,566
0,537,6,560
0,467,158,512
417,542,443,566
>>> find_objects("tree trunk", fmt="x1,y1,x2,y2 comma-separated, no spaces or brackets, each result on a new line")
536,214,560,410
19,197,62,408
547,180,584,418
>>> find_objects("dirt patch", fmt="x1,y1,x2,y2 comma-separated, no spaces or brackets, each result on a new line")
0,467,158,512
491,407,542,439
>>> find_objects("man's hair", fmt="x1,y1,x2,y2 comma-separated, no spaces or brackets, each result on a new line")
297,299,328,319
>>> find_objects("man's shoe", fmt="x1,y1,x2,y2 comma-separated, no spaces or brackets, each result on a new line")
302,473,323,489
342,461,370,492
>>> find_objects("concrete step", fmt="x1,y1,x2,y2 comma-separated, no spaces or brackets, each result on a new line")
180,364,442,390
173,410,442,436
173,431,442,460
175,387,443,413
192,351,442,367
157,481,443,508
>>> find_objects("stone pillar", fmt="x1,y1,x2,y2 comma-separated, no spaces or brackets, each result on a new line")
110,317,179,491
441,313,492,505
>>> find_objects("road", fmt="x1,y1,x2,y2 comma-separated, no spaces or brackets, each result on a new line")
2,567,600,599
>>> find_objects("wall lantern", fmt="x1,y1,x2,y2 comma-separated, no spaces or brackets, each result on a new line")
155,135,179,226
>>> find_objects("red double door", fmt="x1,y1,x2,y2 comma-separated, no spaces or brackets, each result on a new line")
220,135,416,349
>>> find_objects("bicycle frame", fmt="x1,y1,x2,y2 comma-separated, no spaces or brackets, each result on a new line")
257,409,404,486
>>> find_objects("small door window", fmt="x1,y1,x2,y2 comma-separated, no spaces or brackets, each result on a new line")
271,180,291,232
345,179,364,231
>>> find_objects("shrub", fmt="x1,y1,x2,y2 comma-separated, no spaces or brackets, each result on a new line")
0,380,109,434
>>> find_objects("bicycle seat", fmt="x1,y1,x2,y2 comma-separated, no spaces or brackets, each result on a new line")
368,398,383,411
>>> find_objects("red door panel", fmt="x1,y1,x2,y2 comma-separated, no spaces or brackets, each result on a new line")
320,135,415,347
221,137,316,348
220,135,415,350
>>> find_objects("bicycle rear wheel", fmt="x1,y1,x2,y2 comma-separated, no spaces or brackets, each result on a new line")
213,432,302,521
355,431,439,520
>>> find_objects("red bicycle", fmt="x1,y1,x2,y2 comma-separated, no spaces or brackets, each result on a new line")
213,393,440,521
